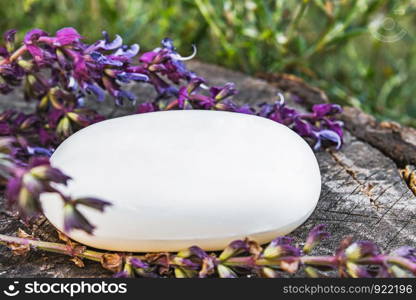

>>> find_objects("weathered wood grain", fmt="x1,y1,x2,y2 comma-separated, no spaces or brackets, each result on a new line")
0,61,415,277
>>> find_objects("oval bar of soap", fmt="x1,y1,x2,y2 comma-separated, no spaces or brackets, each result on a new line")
41,110,321,252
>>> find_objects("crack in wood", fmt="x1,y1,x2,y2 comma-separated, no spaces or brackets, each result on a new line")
326,149,383,209
386,218,416,248
373,190,408,227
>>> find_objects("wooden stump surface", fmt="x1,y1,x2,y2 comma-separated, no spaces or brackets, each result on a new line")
0,61,415,277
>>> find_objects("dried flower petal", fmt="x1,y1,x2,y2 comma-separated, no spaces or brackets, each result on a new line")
8,241,30,256
70,257,85,268
17,228,33,239
101,253,123,273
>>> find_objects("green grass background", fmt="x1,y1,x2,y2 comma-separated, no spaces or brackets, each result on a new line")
0,0,415,126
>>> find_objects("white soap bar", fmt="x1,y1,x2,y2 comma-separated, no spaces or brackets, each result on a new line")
40,110,321,252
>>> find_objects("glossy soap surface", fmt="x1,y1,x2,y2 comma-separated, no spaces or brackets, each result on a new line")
40,110,321,251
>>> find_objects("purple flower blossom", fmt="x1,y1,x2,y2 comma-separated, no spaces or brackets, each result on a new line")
178,245,208,259
210,82,237,101
175,77,206,109
63,202,95,234
256,95,343,150
217,264,237,278
130,257,149,269
263,236,300,259
86,31,123,52
217,99,254,114
6,28,150,108
3,29,17,53
136,102,158,114
72,197,111,212
23,29,48,63
219,240,249,261
113,44,140,59
63,196,111,234
55,27,82,46
303,224,330,254
313,129,342,150
0,110,58,158
26,146,53,157
90,51,124,67
138,38,197,96
345,241,380,261
85,84,105,102
5,157,70,217
113,271,129,278
313,103,343,118
346,262,373,278
47,99,104,138
392,246,416,263
38,27,82,47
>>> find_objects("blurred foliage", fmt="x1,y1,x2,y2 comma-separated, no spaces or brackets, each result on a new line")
0,0,415,125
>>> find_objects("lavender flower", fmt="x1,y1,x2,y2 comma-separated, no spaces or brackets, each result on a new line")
23,29,49,64
73,197,111,212
63,197,111,234
137,38,196,96
63,202,95,234
40,27,82,47
219,240,249,261
345,262,373,278
136,101,158,114
210,82,237,101
257,96,343,150
3,29,17,53
303,224,330,254
130,257,149,269
217,264,238,278
1,223,415,278
263,236,300,259
392,246,416,263
48,105,103,138
5,157,70,217
3,28,150,108
345,241,380,261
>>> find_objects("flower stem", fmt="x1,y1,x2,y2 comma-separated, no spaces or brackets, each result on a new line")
0,233,103,262
0,45,27,65
301,255,338,267
385,256,416,275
